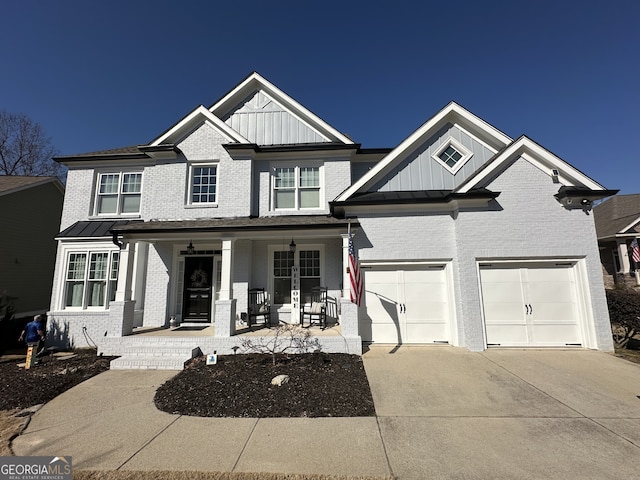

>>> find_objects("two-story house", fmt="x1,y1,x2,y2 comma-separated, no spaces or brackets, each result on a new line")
48,72,617,368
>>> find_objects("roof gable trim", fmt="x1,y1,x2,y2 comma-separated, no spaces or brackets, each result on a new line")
335,102,512,202
150,106,249,146
209,72,354,145
457,136,606,193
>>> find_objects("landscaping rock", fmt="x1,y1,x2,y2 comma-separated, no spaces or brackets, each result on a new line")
271,374,290,386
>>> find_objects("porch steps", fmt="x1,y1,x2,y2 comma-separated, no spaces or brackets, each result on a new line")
101,338,202,370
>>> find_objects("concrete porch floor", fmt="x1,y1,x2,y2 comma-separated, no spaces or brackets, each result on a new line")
131,322,343,337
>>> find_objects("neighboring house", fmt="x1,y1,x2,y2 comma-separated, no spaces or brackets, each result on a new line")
593,194,640,288
0,176,64,317
48,72,617,365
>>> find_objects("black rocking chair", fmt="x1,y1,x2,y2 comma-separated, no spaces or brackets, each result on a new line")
247,288,271,327
300,286,328,329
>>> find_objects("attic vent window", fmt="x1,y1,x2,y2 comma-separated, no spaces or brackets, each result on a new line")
432,138,473,173
439,146,463,168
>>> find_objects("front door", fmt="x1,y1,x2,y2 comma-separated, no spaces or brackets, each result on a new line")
182,257,214,323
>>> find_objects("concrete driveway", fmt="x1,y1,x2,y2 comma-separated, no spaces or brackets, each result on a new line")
13,347,640,479
363,346,640,479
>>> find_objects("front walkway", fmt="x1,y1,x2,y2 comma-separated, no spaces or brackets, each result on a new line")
13,347,640,478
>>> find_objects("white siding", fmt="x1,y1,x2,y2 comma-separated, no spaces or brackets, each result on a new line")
371,123,495,192
224,91,330,145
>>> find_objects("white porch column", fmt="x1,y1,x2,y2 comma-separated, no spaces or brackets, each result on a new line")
341,234,351,299
617,239,631,274
115,241,136,302
219,238,234,300
215,238,236,337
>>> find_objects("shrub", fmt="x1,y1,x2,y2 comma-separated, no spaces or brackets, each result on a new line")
240,323,321,365
606,288,640,348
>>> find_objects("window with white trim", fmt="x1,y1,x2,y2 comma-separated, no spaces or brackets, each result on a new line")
95,172,142,215
432,139,473,173
271,248,322,305
189,163,218,205
64,251,120,309
273,165,321,210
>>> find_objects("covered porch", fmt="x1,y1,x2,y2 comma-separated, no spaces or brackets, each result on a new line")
101,216,361,364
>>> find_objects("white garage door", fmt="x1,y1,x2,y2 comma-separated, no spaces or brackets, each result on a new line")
479,262,582,347
360,265,450,344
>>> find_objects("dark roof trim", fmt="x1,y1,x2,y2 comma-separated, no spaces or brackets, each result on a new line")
57,220,138,238
223,142,361,153
554,186,619,202
110,215,356,235
54,144,182,163
330,188,500,207
137,144,180,154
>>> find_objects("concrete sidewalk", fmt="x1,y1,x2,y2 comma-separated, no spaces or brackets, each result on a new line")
12,347,640,479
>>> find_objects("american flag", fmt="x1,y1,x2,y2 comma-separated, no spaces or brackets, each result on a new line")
348,233,363,306
631,238,640,264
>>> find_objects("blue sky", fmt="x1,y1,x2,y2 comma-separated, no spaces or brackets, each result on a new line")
1,0,638,193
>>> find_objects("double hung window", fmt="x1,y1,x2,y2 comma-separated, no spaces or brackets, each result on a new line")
273,166,321,210
96,172,142,215
271,248,321,305
64,251,120,309
189,163,218,205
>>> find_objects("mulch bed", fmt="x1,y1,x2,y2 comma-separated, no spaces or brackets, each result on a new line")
154,353,376,418
0,349,114,410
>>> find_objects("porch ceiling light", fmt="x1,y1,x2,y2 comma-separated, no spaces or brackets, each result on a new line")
187,241,195,255
289,239,296,254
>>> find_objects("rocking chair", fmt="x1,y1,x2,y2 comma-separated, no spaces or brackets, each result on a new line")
247,288,271,327
300,286,328,329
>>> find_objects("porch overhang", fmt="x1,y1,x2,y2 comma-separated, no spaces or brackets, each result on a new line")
330,188,500,217
109,215,358,242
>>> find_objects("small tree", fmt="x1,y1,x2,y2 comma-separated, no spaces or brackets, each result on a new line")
606,288,640,348
0,110,62,178
240,323,322,365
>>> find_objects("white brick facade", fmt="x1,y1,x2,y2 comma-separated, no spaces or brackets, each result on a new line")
47,74,614,364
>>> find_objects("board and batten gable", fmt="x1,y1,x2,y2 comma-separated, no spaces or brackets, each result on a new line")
370,123,496,192
452,156,612,351
223,90,331,145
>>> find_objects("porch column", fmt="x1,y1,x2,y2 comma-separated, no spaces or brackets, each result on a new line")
617,239,631,274
219,238,234,300
215,238,236,337
112,240,136,336
341,234,351,300
115,241,136,302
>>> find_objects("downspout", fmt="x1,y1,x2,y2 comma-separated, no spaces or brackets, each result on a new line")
112,232,124,249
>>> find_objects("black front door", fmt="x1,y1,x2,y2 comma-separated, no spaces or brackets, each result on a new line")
183,257,213,323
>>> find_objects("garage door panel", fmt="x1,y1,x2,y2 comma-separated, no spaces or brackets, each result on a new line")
485,325,529,345
480,263,581,347
480,282,525,303
483,303,527,323
526,266,570,282
406,323,448,343
370,324,402,344
531,303,576,322
362,266,450,344
480,267,522,283
527,282,574,302
532,324,581,345
406,302,447,322
404,282,444,302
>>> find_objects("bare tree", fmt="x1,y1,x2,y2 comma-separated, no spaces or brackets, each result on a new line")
0,110,62,178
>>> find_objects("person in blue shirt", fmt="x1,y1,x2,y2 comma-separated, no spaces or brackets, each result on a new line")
18,314,46,355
